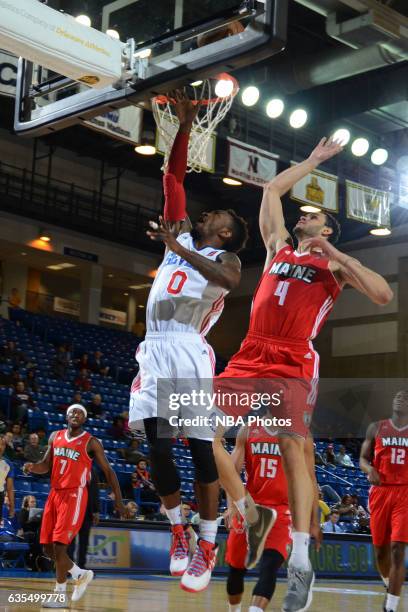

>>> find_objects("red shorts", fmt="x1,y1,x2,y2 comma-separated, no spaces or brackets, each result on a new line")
369,485,408,546
40,487,88,545
215,333,319,438
225,506,292,569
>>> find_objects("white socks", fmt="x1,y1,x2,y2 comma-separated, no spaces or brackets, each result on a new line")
249,607,263,612
289,532,311,571
228,604,241,612
68,563,84,579
165,504,184,525
386,594,400,611
55,582,67,592
381,575,389,589
234,494,259,525
200,519,218,544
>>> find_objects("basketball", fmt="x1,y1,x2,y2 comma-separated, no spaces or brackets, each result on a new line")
197,21,245,48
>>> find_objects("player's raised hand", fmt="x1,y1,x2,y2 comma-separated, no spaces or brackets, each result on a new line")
147,216,180,252
309,137,343,166
170,89,199,127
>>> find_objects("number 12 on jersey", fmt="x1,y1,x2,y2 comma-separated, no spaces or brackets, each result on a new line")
274,280,290,306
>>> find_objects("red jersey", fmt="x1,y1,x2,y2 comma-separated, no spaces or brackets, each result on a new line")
50,429,92,490
373,419,408,486
249,246,341,341
244,425,288,508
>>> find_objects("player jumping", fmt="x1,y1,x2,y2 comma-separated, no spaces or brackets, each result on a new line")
128,91,253,593
212,137,393,611
23,404,128,608
360,390,408,612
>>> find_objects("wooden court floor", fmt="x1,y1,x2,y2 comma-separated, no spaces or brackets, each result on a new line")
0,576,404,611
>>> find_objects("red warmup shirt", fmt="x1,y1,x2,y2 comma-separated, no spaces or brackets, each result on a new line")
373,419,408,486
50,429,92,490
250,246,341,341
244,425,288,508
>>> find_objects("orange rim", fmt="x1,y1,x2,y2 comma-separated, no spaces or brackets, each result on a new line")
153,72,239,106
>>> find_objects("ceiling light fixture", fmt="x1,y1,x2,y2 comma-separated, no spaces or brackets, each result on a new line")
266,98,284,119
289,109,308,129
106,29,120,39
223,177,242,186
351,137,369,157
369,228,391,236
75,15,91,27
332,128,351,146
241,86,260,107
371,148,388,166
300,205,321,213
135,144,156,155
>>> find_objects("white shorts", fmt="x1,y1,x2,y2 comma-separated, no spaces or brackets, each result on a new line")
129,332,217,440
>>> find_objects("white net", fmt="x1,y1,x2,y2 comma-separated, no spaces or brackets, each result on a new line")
152,75,239,173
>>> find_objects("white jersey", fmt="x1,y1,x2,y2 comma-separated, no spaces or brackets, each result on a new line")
146,232,228,335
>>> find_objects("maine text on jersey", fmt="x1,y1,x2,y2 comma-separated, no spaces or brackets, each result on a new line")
269,261,317,283
382,437,408,447
54,447,81,460
251,442,281,456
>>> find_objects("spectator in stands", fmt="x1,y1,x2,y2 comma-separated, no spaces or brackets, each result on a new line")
18,494,43,569
324,443,336,465
53,345,70,380
0,436,15,521
120,439,145,465
24,433,46,463
350,494,369,518
109,416,127,440
0,340,27,366
25,369,39,393
314,443,327,466
318,488,331,524
335,445,354,468
10,423,25,458
86,394,105,419
332,494,359,519
131,459,159,504
10,381,35,422
322,511,343,533
36,427,48,447
57,391,83,414
3,431,17,460
182,502,193,522
67,468,100,568
89,350,110,377
124,501,141,520
77,353,90,370
74,368,92,392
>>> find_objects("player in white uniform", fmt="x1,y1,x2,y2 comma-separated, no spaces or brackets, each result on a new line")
129,92,248,593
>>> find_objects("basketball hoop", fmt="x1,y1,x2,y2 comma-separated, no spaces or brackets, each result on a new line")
152,73,239,173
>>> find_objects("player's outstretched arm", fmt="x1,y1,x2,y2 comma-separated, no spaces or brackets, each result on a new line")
260,137,343,269
161,90,198,236
360,422,381,485
89,437,130,518
23,431,56,475
300,236,393,305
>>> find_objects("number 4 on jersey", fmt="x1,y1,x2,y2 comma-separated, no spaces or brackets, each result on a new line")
274,280,290,306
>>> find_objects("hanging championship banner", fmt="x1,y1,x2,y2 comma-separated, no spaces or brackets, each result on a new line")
84,106,142,145
228,138,279,187
227,138,278,187
290,163,338,212
99,307,127,327
346,180,390,227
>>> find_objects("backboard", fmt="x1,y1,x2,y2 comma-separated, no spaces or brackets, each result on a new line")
14,0,288,137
